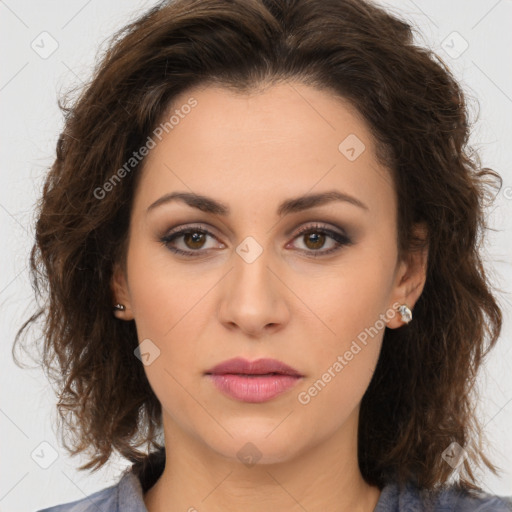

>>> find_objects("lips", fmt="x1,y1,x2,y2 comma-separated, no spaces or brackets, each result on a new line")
205,357,304,403
205,357,303,377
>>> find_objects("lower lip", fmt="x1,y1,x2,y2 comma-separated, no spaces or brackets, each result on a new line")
207,374,302,403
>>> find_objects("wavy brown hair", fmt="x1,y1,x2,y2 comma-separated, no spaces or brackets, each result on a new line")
14,0,504,493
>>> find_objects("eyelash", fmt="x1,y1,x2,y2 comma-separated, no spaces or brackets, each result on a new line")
159,223,352,258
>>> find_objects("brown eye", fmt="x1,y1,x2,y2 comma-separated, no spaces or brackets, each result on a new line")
160,225,224,256
290,224,352,257
302,232,326,250
160,223,352,258
183,231,207,249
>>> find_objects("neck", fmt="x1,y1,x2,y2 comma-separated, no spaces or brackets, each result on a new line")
144,408,381,512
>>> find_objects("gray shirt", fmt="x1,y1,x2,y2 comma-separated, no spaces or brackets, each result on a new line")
36,454,512,512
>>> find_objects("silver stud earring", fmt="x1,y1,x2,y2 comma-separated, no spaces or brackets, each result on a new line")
113,303,126,311
398,304,412,324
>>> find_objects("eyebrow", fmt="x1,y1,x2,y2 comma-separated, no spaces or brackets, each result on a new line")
146,190,369,216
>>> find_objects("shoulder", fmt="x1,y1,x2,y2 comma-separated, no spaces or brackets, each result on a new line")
34,485,118,512
376,480,512,512
34,468,143,512
434,486,512,512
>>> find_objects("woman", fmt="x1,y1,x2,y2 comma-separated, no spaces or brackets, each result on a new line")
14,0,512,510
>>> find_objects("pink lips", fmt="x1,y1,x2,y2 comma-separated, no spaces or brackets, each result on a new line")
205,357,303,403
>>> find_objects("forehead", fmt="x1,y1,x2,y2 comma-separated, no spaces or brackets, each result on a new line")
132,81,394,221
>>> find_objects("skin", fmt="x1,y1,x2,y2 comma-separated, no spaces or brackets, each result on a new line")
111,81,428,512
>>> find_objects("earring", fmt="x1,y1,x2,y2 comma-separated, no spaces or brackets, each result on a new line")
113,303,126,311
398,304,412,324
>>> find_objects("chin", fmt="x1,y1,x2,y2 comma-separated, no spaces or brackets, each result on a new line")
203,426,308,467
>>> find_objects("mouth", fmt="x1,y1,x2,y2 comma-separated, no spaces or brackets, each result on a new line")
212,373,291,376
205,357,303,377
205,357,304,403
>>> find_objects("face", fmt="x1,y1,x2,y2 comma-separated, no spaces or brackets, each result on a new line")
112,81,427,465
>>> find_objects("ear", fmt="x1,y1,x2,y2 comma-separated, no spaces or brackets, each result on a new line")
386,222,429,329
111,262,134,321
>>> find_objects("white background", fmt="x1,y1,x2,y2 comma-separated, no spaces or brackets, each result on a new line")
1,1,511,510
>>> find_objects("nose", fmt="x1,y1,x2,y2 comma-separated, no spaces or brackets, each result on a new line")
217,246,290,338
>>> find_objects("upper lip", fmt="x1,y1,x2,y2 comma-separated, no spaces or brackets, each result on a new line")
205,357,303,377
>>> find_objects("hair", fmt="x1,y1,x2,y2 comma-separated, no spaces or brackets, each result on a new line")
14,0,504,494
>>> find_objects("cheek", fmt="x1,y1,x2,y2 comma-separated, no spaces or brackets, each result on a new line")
126,237,219,366
126,238,205,339
127,260,208,431
296,252,394,351
295,341,381,437
124,245,209,423
291,249,392,408
296,270,386,421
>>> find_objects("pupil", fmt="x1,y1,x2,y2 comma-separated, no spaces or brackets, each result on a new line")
186,232,204,248
306,232,324,249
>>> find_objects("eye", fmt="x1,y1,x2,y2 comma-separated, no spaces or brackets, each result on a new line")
288,223,353,257
160,224,223,256
160,222,353,258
